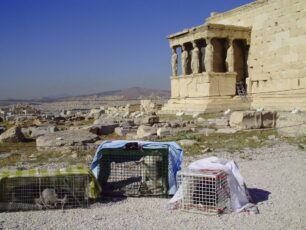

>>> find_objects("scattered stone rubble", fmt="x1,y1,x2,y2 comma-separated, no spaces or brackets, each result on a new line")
22,126,58,138
0,102,305,153
229,111,277,130
0,126,25,143
36,130,100,151
276,112,306,138
0,126,6,135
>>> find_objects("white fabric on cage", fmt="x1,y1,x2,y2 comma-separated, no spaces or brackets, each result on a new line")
167,157,257,213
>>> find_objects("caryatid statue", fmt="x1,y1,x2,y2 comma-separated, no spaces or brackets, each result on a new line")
191,42,200,74
171,47,178,76
181,45,189,75
204,38,214,72
226,39,234,72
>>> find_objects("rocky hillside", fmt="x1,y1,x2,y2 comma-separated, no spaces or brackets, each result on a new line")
57,87,170,101
0,87,170,107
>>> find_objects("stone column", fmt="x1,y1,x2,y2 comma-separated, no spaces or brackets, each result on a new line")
204,38,214,72
191,42,200,74
226,39,234,72
171,47,178,76
181,45,189,75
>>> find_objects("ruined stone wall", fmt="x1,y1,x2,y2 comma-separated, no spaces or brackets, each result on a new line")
171,73,236,98
207,0,306,110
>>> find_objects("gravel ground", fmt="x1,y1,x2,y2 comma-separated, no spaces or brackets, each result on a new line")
1,142,305,230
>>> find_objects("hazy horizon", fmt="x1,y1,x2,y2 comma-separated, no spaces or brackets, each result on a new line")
0,0,254,100
0,86,171,102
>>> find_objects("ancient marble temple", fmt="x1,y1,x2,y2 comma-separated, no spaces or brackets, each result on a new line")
162,0,306,113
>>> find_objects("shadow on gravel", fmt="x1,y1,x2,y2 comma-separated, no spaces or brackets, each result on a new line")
23,137,35,142
94,195,127,204
248,188,271,204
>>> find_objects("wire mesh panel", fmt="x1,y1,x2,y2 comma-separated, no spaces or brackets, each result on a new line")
98,145,169,197
177,169,230,215
0,174,90,212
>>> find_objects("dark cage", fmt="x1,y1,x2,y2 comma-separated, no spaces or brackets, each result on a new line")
0,167,100,212
98,142,169,196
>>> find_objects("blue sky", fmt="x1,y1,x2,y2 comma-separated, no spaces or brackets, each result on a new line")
0,0,254,99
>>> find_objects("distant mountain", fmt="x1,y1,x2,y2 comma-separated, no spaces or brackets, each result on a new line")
37,93,72,101
57,87,170,101
0,87,171,105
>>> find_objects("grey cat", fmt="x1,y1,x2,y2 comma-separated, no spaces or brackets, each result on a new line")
35,188,67,209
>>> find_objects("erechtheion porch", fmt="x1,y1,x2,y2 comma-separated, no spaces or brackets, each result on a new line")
161,23,252,114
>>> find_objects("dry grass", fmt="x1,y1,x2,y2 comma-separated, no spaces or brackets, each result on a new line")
158,128,279,156
159,112,224,122
0,120,14,130
0,121,303,168
0,141,36,153
159,114,192,122
283,136,306,150
0,140,95,168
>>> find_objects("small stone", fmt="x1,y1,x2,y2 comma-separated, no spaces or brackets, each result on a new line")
0,152,14,160
157,128,171,137
136,125,157,138
197,117,205,123
202,147,212,153
178,139,198,146
268,135,276,140
250,136,259,141
85,155,93,162
141,115,159,125
169,121,180,128
198,128,216,135
192,113,200,119
216,128,237,134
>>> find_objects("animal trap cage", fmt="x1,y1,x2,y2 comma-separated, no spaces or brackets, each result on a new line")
98,143,169,197
0,167,100,212
177,169,230,215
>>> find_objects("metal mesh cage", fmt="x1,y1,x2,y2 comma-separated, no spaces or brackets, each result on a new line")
98,146,169,196
0,175,90,212
177,169,230,215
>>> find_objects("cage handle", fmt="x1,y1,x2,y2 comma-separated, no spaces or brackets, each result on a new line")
123,142,142,151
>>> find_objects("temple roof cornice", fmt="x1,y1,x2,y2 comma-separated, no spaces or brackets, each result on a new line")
168,23,251,47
